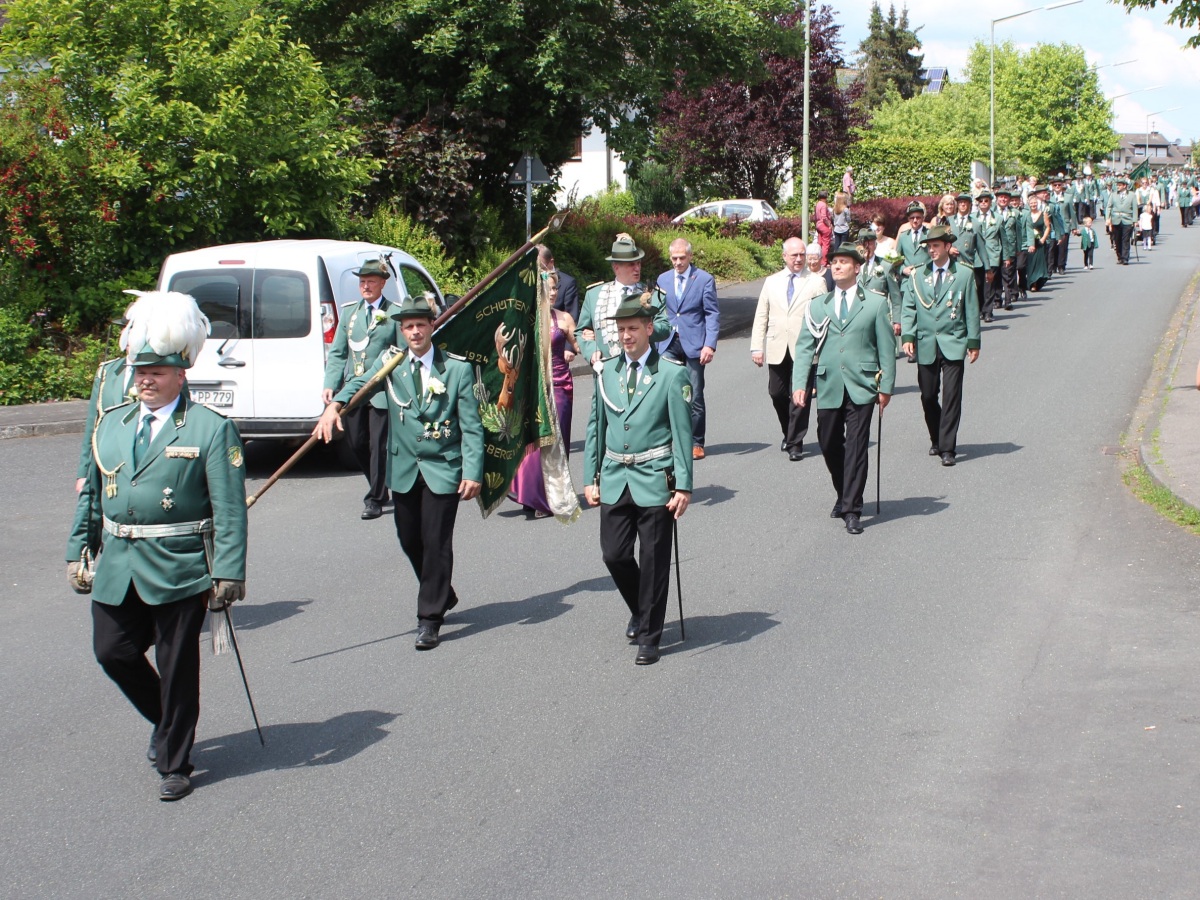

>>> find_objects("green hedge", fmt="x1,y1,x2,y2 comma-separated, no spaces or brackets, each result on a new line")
809,136,979,201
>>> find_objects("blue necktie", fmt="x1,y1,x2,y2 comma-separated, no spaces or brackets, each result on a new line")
786,274,795,307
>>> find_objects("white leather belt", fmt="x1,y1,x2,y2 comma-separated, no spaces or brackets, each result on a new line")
103,516,213,539
605,445,672,465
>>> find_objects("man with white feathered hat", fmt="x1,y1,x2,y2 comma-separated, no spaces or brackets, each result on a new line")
66,291,248,802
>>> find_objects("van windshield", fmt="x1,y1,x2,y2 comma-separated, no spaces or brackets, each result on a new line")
168,269,311,339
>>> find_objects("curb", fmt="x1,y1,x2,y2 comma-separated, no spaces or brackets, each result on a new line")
0,420,85,440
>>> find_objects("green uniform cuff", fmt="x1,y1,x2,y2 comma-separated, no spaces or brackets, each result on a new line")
900,333,915,344
967,339,981,350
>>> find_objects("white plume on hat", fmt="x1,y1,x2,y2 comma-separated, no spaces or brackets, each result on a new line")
121,291,210,366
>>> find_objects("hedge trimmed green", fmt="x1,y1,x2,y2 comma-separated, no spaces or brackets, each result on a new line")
809,136,978,201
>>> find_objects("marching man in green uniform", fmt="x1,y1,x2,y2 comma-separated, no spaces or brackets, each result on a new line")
1105,177,1137,265
315,295,483,651
994,188,1022,310
973,190,1004,323
66,292,248,802
900,225,981,467
584,293,693,665
792,243,895,535
897,201,931,276
577,234,670,365
322,259,402,520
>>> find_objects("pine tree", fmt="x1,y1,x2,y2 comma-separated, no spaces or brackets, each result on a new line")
857,2,925,109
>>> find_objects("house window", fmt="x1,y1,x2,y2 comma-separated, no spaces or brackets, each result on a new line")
569,134,583,161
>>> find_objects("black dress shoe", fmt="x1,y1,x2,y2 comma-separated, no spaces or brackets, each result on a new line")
788,448,804,461
780,439,788,452
147,727,158,765
414,624,440,650
635,645,660,665
941,452,956,467
446,591,459,612
625,616,638,641
983,314,994,323
844,513,863,535
830,502,843,519
361,500,383,520
159,773,193,802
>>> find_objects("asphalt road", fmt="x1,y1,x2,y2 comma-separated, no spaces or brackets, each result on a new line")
4,222,1200,898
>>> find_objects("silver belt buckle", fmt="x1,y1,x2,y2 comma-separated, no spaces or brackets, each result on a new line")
117,524,133,538
621,453,635,465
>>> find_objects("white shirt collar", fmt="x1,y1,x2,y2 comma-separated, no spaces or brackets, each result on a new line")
411,346,436,370
625,346,653,369
138,395,181,441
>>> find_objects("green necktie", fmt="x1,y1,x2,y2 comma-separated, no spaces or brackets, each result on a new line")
133,412,153,468
838,290,848,323
412,359,423,398
627,360,639,399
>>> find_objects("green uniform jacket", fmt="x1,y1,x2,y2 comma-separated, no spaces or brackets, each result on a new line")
1106,192,1137,226
67,395,248,605
336,346,483,495
1080,226,1098,250
323,298,402,410
897,227,932,270
900,262,981,364
858,257,901,326
948,216,981,268
583,351,693,506
973,211,1003,269
1018,208,1040,250
792,286,896,409
996,207,1022,261
577,281,670,361
1046,191,1077,238
77,357,132,480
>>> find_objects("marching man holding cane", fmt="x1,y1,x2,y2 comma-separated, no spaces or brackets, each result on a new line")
584,294,693,665
66,292,247,802
792,244,895,535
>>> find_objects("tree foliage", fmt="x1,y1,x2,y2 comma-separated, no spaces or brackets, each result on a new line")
1113,0,1200,48
654,3,864,204
811,134,977,200
856,2,925,109
866,41,1117,177
270,0,796,244
0,0,374,323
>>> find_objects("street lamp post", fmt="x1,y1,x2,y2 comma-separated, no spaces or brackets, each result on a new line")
990,1,1084,179
801,7,811,241
1145,107,1183,170
1091,58,1137,72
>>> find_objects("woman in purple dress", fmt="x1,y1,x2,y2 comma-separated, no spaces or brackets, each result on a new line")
510,273,579,517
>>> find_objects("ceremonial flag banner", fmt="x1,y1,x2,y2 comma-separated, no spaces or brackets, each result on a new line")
1128,159,1151,183
434,248,579,519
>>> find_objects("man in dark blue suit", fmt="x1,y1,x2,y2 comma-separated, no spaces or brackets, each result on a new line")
656,238,720,459
537,243,580,321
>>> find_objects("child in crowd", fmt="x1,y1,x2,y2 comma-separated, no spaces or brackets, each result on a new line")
1139,206,1154,251
1080,216,1098,270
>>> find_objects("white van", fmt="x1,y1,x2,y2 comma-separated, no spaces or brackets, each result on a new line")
157,240,443,439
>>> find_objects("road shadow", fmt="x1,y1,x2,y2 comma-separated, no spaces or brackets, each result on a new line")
890,384,920,396
871,495,950,521
192,709,399,785
441,576,615,643
202,599,314,633
955,441,1023,461
659,610,781,656
704,441,770,457
690,484,738,507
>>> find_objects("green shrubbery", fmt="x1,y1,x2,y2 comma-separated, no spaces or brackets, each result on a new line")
810,136,978,200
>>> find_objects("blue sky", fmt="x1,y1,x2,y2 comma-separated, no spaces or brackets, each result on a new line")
835,0,1200,145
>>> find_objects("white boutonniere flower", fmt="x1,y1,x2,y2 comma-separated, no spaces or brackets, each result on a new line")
965,221,973,231
425,377,446,396
872,265,884,277
372,310,387,324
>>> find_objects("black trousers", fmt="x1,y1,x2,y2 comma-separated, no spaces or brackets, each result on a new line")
918,347,966,456
816,390,874,516
92,587,208,776
767,354,812,451
999,259,1017,306
345,404,390,505
1051,236,1070,271
1111,223,1132,264
600,486,674,648
973,266,988,317
1083,247,1095,267
393,476,461,625
978,265,1000,316
1015,250,1029,293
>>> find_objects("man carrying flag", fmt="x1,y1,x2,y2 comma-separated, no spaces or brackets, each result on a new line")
315,295,483,651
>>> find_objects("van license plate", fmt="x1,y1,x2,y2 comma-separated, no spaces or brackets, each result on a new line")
191,389,234,407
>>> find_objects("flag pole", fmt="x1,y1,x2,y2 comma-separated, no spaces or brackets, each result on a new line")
246,211,570,509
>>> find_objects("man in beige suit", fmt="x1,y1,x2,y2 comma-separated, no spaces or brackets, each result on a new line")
751,236,828,460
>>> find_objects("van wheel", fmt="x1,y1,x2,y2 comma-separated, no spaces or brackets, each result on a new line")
332,436,362,471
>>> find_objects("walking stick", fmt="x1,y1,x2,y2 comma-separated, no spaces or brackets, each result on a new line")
245,211,569,508
673,519,685,641
876,402,882,515
225,608,265,746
